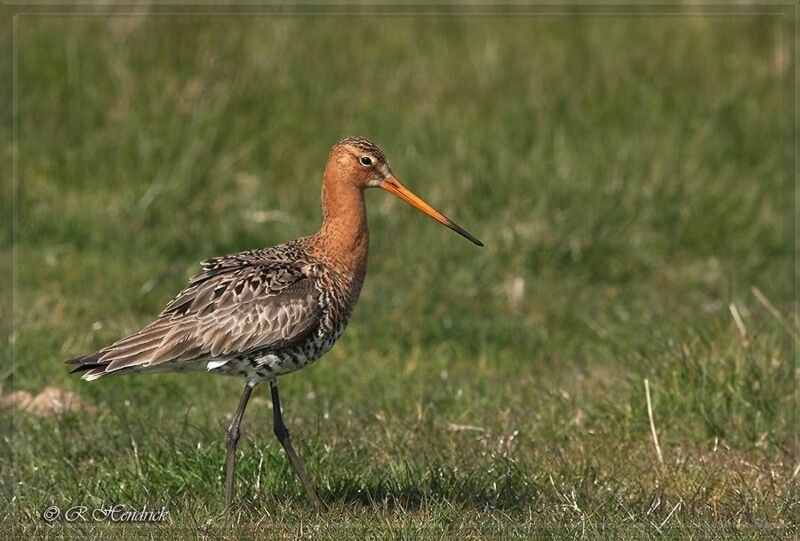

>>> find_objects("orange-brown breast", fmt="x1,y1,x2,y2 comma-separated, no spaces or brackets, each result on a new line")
308,151,371,297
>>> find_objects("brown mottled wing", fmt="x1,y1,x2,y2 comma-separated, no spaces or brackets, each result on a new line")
70,254,321,378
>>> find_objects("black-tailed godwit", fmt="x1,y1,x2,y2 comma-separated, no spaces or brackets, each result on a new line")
68,137,482,510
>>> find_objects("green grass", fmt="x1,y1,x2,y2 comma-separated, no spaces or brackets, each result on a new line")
3,5,796,539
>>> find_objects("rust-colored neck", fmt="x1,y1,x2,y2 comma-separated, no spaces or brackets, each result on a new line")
310,165,370,285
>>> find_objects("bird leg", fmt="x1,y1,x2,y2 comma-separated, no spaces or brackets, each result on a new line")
269,380,325,511
224,381,255,509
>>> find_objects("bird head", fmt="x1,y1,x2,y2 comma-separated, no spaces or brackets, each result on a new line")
329,137,483,247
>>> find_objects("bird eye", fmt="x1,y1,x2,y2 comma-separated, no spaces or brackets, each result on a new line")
359,156,373,167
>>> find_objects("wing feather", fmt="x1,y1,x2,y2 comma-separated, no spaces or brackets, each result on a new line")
70,251,322,378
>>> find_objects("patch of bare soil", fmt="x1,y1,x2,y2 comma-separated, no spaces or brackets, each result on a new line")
1,386,93,417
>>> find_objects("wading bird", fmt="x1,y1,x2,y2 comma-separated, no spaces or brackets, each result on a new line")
68,137,482,510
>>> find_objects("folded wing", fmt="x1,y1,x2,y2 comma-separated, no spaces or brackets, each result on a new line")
68,256,321,380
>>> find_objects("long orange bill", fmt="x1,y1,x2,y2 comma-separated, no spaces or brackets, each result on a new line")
380,176,484,247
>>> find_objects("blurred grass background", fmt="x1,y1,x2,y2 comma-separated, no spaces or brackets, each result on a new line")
2,5,796,539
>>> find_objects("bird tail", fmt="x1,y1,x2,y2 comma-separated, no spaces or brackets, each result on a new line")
66,351,111,381
66,320,199,381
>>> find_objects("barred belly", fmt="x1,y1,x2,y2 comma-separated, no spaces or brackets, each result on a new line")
204,314,348,384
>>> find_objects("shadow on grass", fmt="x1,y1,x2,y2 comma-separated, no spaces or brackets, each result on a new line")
248,458,543,512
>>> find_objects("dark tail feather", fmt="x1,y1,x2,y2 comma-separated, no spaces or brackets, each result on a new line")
66,351,107,374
